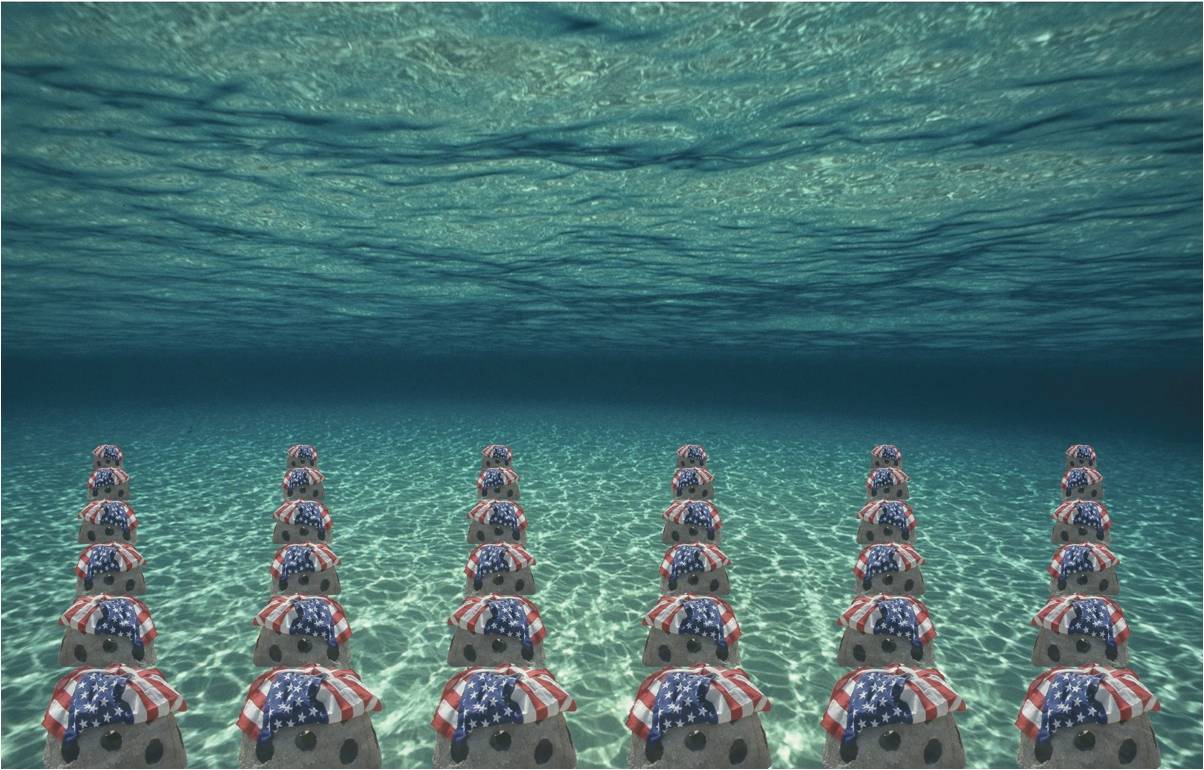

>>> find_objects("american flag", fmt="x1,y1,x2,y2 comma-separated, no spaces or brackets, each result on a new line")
448,594,546,654
288,444,319,464
853,543,923,583
87,468,129,494
663,501,722,537
467,500,527,539
1047,544,1119,581
465,543,536,590
477,467,518,493
1016,665,1158,743
677,444,708,464
92,444,124,464
483,444,512,464
254,595,352,651
1051,501,1111,538
671,467,714,495
856,500,916,535
626,664,769,745
1066,444,1097,464
872,444,902,462
432,666,575,742
659,544,730,582
237,666,381,744
1061,468,1103,494
283,468,325,494
837,595,936,653
59,594,156,649
273,500,334,535
1031,594,1129,652
821,665,963,745
75,544,145,581
643,594,741,652
79,500,139,535
43,665,186,743
865,467,908,494
270,544,340,581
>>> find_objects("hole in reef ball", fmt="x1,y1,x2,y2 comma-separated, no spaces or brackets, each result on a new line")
717,645,730,661
476,530,485,542
923,738,942,765
87,531,96,542
904,578,915,592
688,575,699,586
102,639,118,653
879,730,901,751
269,644,282,662
536,731,553,765
297,638,313,653
671,530,680,542
852,644,866,662
256,739,274,763
729,738,748,764
145,738,164,764
125,579,135,592
658,645,672,663
1076,639,1091,653
278,579,288,591
104,574,115,585
883,575,894,586
295,730,317,751
685,730,707,751
493,574,505,586
1047,644,1061,662
340,738,358,764
320,579,331,592
492,638,507,653
1060,530,1069,542
132,645,145,661
839,740,859,763
710,578,720,591
515,579,526,592
1074,730,1096,751
1099,579,1109,592
282,530,291,541
880,638,897,653
1077,574,1089,585
522,645,534,661
61,740,80,763
1118,738,1138,764
645,740,663,763
464,644,477,662
328,645,340,661
450,739,469,763
1034,739,1053,763
73,644,87,662
1106,645,1118,661
911,645,924,661
668,578,678,591
100,730,123,752
299,575,310,586
686,638,702,653
490,730,512,752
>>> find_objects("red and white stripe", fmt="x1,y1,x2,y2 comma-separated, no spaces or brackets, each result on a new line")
856,500,916,529
852,543,924,579
87,468,130,491
78,501,139,531
237,666,380,741
253,595,352,645
1030,595,1129,644
43,665,186,740
272,500,334,531
58,594,157,643
642,594,741,647
659,544,730,579
1050,500,1111,532
627,664,770,739
464,543,536,581
447,594,546,645
1047,543,1119,579
288,444,319,463
1016,665,1158,740
476,467,519,491
865,467,909,493
662,500,723,531
1060,468,1103,492
836,594,936,645
676,444,708,462
432,666,575,738
92,444,124,464
671,467,715,494
821,665,963,741
466,500,528,531
74,544,145,579
269,543,340,579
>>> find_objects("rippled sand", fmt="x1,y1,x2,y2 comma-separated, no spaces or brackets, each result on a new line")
2,401,1200,768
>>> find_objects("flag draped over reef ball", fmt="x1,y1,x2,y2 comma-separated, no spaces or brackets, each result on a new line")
821,665,963,745
626,664,770,746
432,666,575,743
59,594,156,649
43,665,186,743
1016,665,1157,743
237,666,380,744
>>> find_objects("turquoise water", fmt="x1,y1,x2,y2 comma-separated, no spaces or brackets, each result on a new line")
2,3,1202,768
1,401,1201,768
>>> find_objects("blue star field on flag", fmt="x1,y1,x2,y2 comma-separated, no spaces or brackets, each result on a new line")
62,670,135,743
862,545,901,590
285,469,311,493
288,597,339,651
488,503,522,540
678,598,727,653
101,446,121,462
94,598,145,649
473,545,511,590
85,546,121,582
257,670,328,744
280,546,318,582
481,468,506,491
676,469,701,489
1071,503,1106,539
98,502,132,535
1065,468,1091,488
297,445,315,461
1066,598,1118,652
840,670,912,744
482,598,533,655
293,502,327,534
682,503,715,537
1074,446,1093,462
646,670,719,745
869,468,895,490
877,502,911,536
686,446,705,463
1057,546,1094,579
872,598,923,653
451,671,524,743
1035,671,1107,743
489,445,510,462
879,446,899,460
92,468,118,489
668,546,706,583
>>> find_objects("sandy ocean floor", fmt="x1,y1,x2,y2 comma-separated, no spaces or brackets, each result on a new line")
1,399,1200,768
